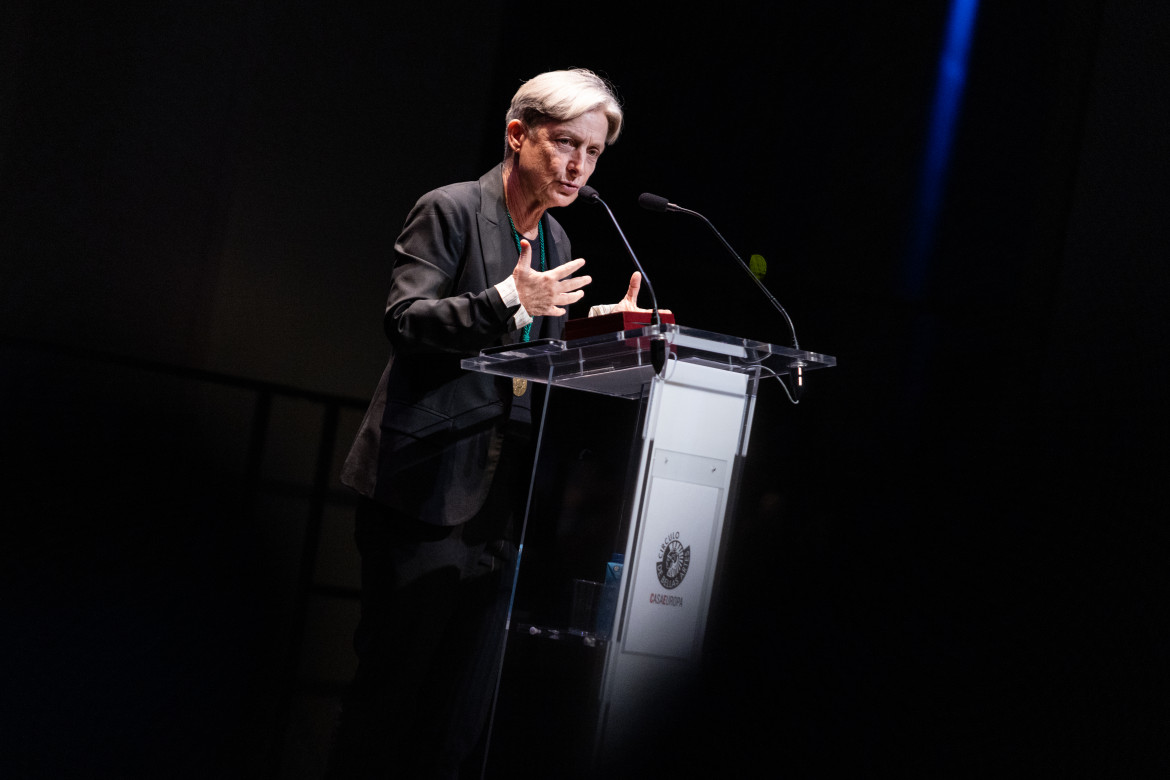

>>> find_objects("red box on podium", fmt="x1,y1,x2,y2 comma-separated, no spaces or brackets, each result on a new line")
563,311,676,341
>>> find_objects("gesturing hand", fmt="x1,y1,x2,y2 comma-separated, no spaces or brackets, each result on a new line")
513,238,592,317
609,271,671,315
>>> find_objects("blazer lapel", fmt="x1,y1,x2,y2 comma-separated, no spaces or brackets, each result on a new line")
475,164,570,346
476,165,523,346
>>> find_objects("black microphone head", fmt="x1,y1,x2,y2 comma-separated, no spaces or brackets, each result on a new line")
577,185,601,203
638,192,671,213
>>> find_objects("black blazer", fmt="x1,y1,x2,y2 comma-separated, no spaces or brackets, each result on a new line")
341,164,571,525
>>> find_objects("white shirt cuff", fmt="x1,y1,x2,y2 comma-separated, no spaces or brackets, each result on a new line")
588,303,616,317
495,276,533,331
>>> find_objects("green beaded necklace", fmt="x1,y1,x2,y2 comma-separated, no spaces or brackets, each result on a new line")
506,211,546,342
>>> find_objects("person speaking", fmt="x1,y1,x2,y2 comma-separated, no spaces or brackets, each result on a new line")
328,68,653,779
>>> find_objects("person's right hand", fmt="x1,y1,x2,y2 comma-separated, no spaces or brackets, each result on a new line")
513,238,591,317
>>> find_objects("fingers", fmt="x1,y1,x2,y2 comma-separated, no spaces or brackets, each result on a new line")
606,271,674,316
546,287,589,317
551,257,586,280
547,257,591,294
560,273,592,292
514,254,592,317
624,271,642,304
559,288,587,306
545,282,588,317
516,238,533,271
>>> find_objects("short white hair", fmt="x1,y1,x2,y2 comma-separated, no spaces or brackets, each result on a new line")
504,68,623,157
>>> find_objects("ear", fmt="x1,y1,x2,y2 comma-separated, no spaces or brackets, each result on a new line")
506,119,527,154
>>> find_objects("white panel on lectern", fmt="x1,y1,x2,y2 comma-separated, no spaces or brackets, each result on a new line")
623,477,721,660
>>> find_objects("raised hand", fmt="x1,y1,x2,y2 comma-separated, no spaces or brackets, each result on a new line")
609,271,670,315
513,238,592,317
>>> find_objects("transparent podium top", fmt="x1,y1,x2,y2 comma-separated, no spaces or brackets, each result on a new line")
461,323,837,399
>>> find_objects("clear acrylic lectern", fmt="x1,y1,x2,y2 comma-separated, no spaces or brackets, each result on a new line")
461,322,835,775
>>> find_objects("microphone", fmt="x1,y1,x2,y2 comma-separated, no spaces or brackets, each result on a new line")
578,185,667,374
638,192,799,350
636,192,677,213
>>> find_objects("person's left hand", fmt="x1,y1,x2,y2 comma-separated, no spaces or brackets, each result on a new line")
609,271,671,315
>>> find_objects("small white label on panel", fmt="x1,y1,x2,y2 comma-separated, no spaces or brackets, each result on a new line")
623,477,721,660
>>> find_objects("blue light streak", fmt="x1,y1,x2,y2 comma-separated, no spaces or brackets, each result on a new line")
902,0,980,299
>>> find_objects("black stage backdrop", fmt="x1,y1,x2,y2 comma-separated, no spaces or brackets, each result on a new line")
2,1,1167,777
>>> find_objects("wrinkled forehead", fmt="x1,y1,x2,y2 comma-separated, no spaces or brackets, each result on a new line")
530,109,611,142
522,105,619,144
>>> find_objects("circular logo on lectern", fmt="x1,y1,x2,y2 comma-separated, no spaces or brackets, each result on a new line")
655,531,691,590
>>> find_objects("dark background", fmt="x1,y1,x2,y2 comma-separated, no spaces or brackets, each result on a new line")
2,1,1167,777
